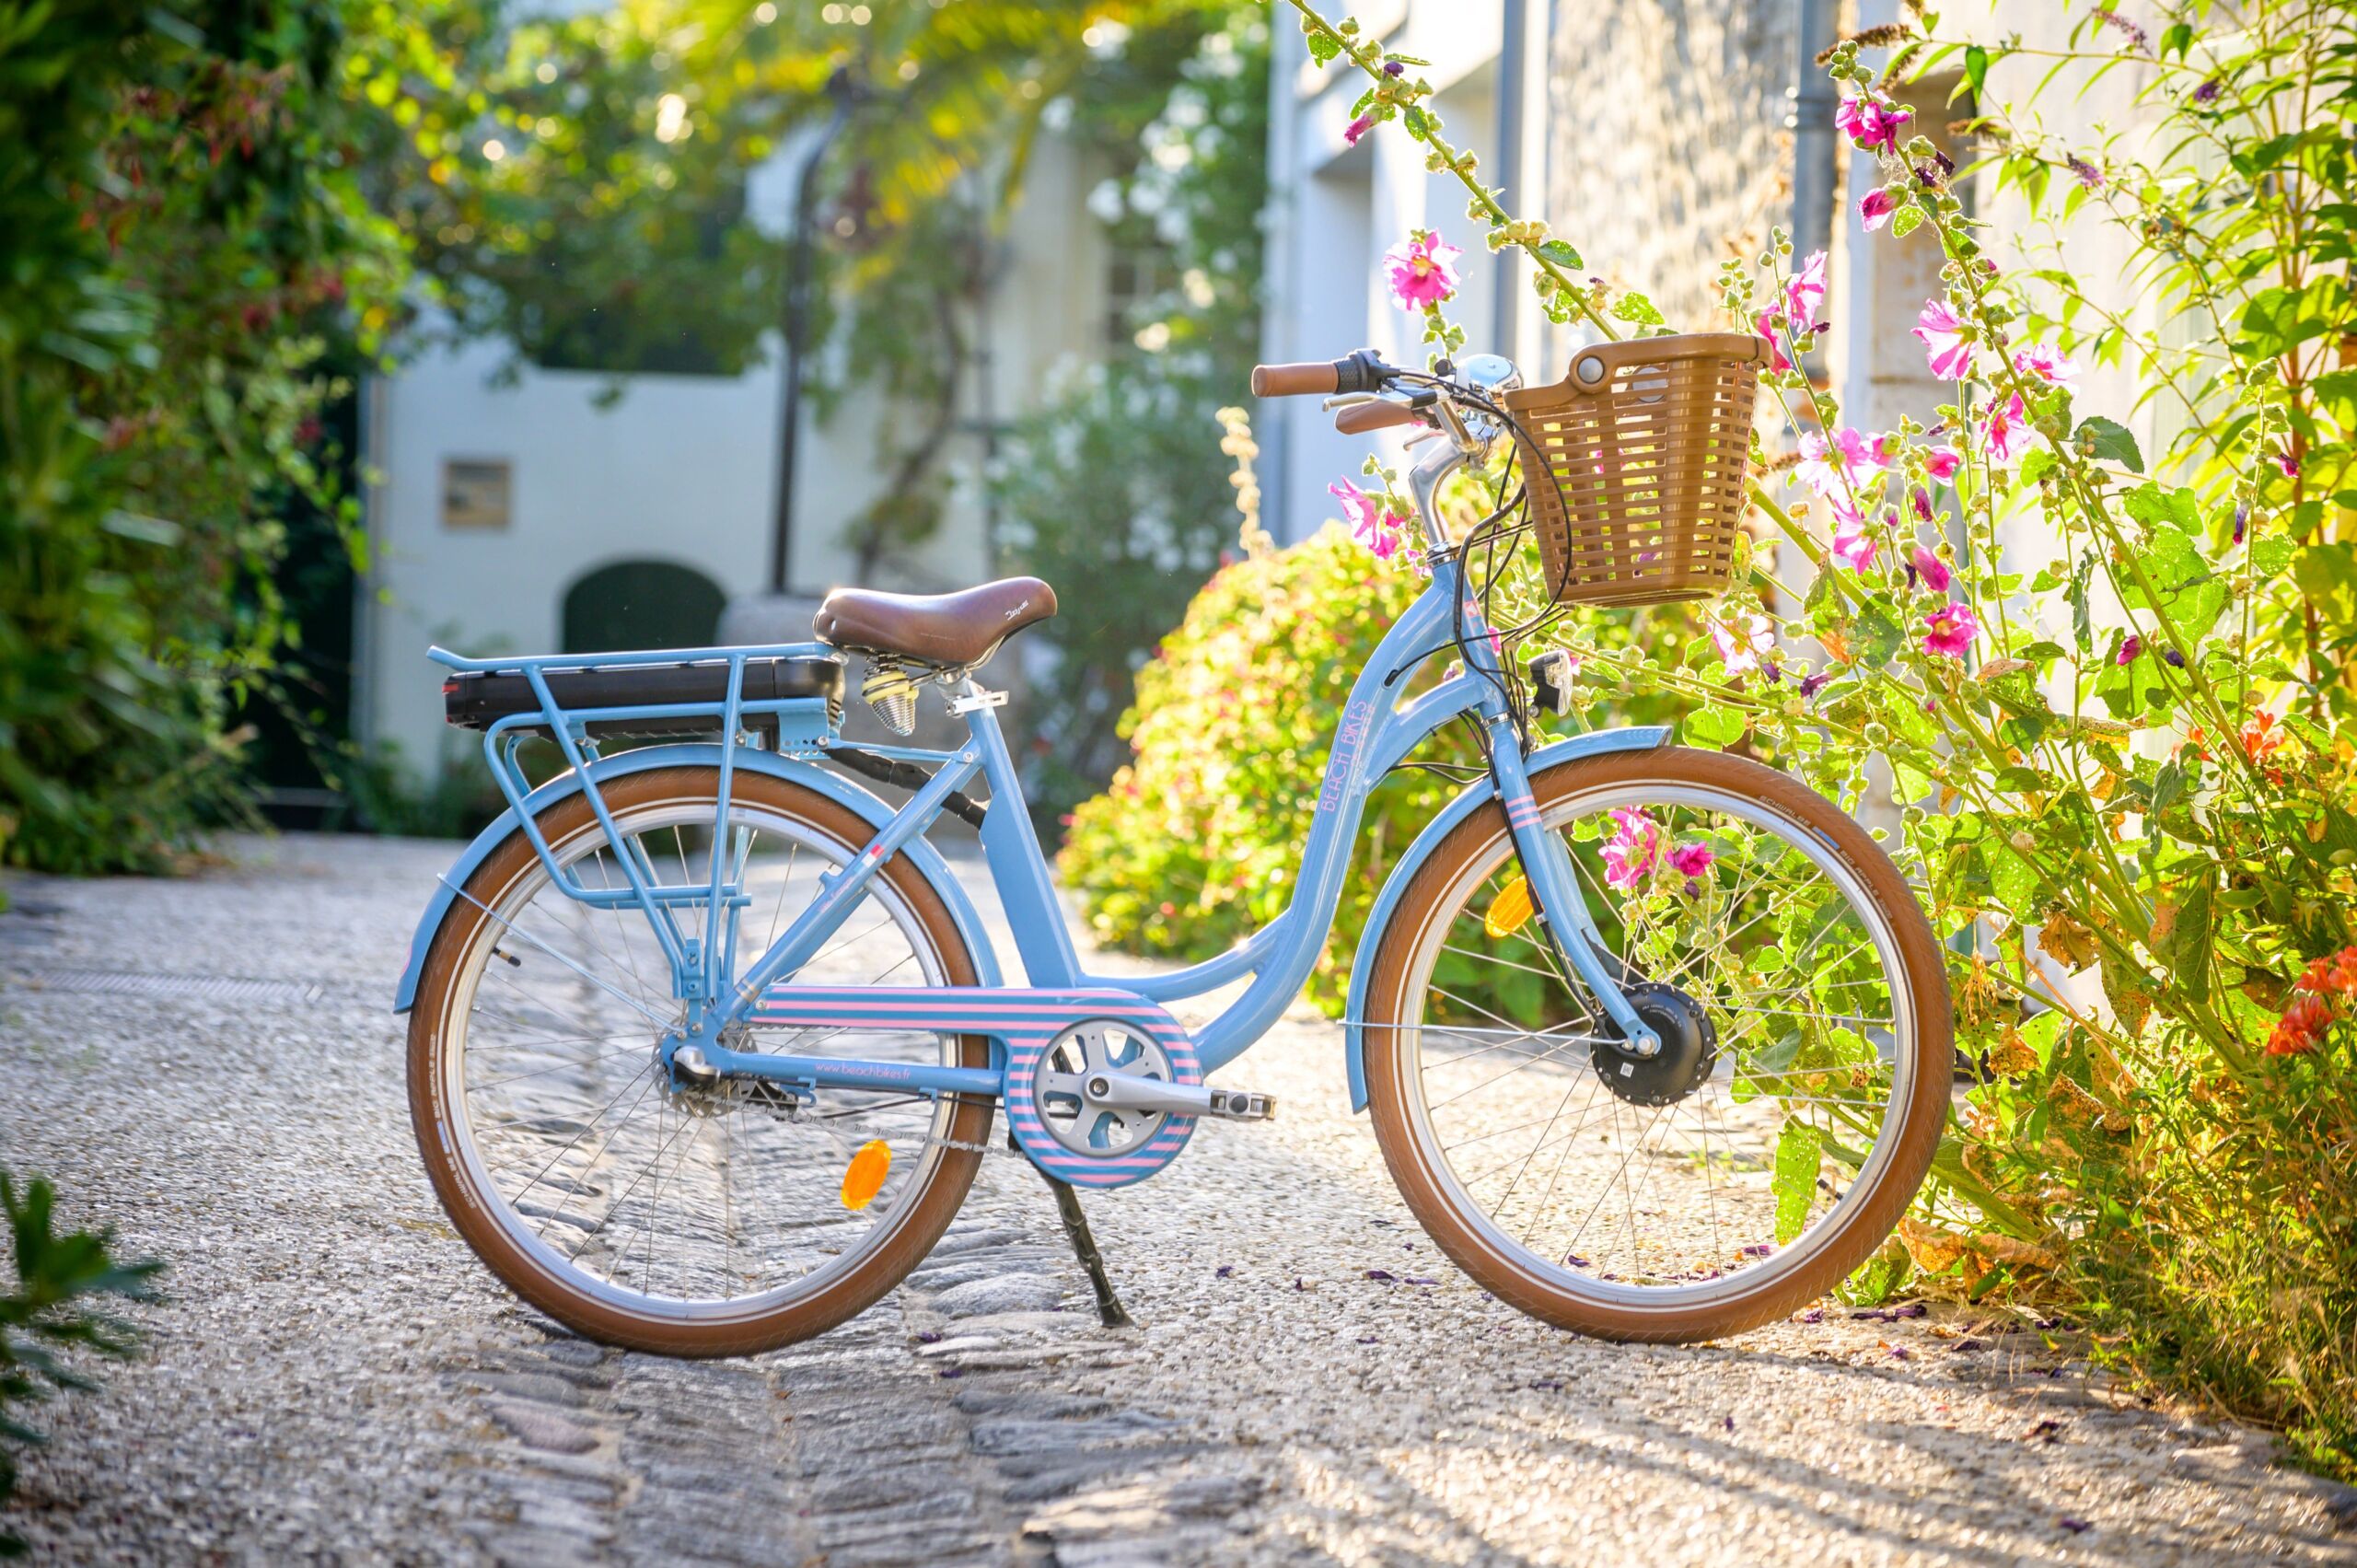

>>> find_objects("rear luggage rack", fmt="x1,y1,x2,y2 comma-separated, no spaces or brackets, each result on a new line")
442,656,844,744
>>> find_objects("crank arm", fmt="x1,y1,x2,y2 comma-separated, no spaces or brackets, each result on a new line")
1081,1074,1212,1115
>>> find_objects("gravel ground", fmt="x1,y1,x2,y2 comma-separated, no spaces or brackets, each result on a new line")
0,830,2352,1566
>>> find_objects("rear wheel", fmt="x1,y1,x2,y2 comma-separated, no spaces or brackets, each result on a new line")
1361,747,1952,1342
406,765,992,1357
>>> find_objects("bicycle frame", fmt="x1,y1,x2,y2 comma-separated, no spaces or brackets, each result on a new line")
414,484,1664,1116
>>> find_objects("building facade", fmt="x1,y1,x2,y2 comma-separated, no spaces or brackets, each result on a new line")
354,134,1118,780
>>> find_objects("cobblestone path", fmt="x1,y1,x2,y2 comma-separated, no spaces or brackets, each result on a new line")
1,833,2352,1565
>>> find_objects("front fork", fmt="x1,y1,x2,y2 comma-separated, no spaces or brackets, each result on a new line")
1480,711,1663,1061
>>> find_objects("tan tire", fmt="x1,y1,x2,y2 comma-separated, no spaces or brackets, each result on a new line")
407,765,993,1357
1361,747,1952,1342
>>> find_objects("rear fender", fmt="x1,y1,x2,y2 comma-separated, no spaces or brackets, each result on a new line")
1341,726,1671,1111
392,743,1002,1012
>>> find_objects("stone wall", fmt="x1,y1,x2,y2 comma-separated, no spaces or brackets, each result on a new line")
1543,1,1800,342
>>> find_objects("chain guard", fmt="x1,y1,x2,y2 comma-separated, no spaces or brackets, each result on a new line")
749,986,1202,1188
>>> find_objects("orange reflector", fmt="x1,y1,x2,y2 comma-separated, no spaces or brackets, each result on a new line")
840,1139,892,1211
1484,874,1535,939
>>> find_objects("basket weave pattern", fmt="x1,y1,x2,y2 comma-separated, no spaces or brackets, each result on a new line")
1502,332,1764,607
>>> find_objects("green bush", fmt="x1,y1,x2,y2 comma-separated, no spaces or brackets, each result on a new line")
0,2,404,873
0,1172,161,1556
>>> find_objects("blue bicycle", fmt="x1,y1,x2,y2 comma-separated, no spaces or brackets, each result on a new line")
399,342,1951,1355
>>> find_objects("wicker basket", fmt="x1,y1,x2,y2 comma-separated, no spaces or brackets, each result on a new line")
1501,331,1765,606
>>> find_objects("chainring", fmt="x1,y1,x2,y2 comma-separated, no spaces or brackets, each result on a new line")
1005,1013,1202,1188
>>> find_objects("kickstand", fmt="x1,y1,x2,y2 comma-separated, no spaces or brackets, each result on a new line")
1009,1132,1133,1329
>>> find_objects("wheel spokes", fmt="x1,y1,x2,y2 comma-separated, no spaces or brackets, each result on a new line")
1406,785,1911,1296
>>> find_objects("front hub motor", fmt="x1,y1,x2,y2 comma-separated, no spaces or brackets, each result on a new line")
1591,982,1717,1108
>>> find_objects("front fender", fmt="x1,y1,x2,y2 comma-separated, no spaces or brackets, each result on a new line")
1341,726,1670,1111
392,743,1003,1012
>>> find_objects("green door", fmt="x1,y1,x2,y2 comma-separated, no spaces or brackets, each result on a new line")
561,560,726,654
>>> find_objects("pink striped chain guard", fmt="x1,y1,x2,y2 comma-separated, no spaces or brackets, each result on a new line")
748,986,1202,1188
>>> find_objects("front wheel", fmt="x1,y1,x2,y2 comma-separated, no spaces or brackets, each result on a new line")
1360,747,1952,1342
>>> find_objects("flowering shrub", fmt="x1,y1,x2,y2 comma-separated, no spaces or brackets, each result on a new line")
1249,0,2357,1472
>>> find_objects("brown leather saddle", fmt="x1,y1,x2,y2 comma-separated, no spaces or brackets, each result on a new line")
811,576,1057,668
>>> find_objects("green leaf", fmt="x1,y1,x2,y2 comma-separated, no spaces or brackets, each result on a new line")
1303,28,1342,65
2161,877,2215,1004
1964,44,1990,98
1536,238,1584,271
1990,842,2039,918
2250,535,2295,580
2019,1009,2065,1067
2240,279,2343,359
1890,204,1923,238
1853,603,1904,667
1684,703,1748,749
2075,415,2144,472
1772,1121,1824,1246
1611,290,1666,328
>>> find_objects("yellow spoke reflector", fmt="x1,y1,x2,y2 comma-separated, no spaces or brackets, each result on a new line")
1484,874,1535,939
840,1139,893,1211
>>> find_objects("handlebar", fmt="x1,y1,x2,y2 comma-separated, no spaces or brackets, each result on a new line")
1249,347,1391,400
1333,399,1424,436
1249,361,1339,397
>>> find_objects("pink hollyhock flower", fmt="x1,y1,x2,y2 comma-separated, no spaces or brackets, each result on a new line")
2116,633,2142,665
1329,479,1405,561
1982,392,2032,464
1910,545,1952,593
1831,509,1878,571
1668,842,1715,878
1913,297,1973,380
1711,610,1777,676
1794,426,1891,499
1344,112,1376,146
1924,446,1963,482
1858,189,1900,232
1787,250,1829,327
1602,807,1665,891
1383,231,1461,310
1755,308,1794,371
2279,447,2301,478
1835,95,1913,153
1922,601,1979,658
2013,343,2079,388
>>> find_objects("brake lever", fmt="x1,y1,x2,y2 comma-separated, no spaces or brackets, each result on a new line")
1320,391,1378,412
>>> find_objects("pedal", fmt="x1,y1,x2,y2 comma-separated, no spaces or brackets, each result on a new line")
1206,1088,1276,1121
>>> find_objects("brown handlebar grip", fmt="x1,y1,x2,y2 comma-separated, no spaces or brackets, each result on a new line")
1250,361,1341,398
1334,399,1423,436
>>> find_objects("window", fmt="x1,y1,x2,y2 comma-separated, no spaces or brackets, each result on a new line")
442,459,512,530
